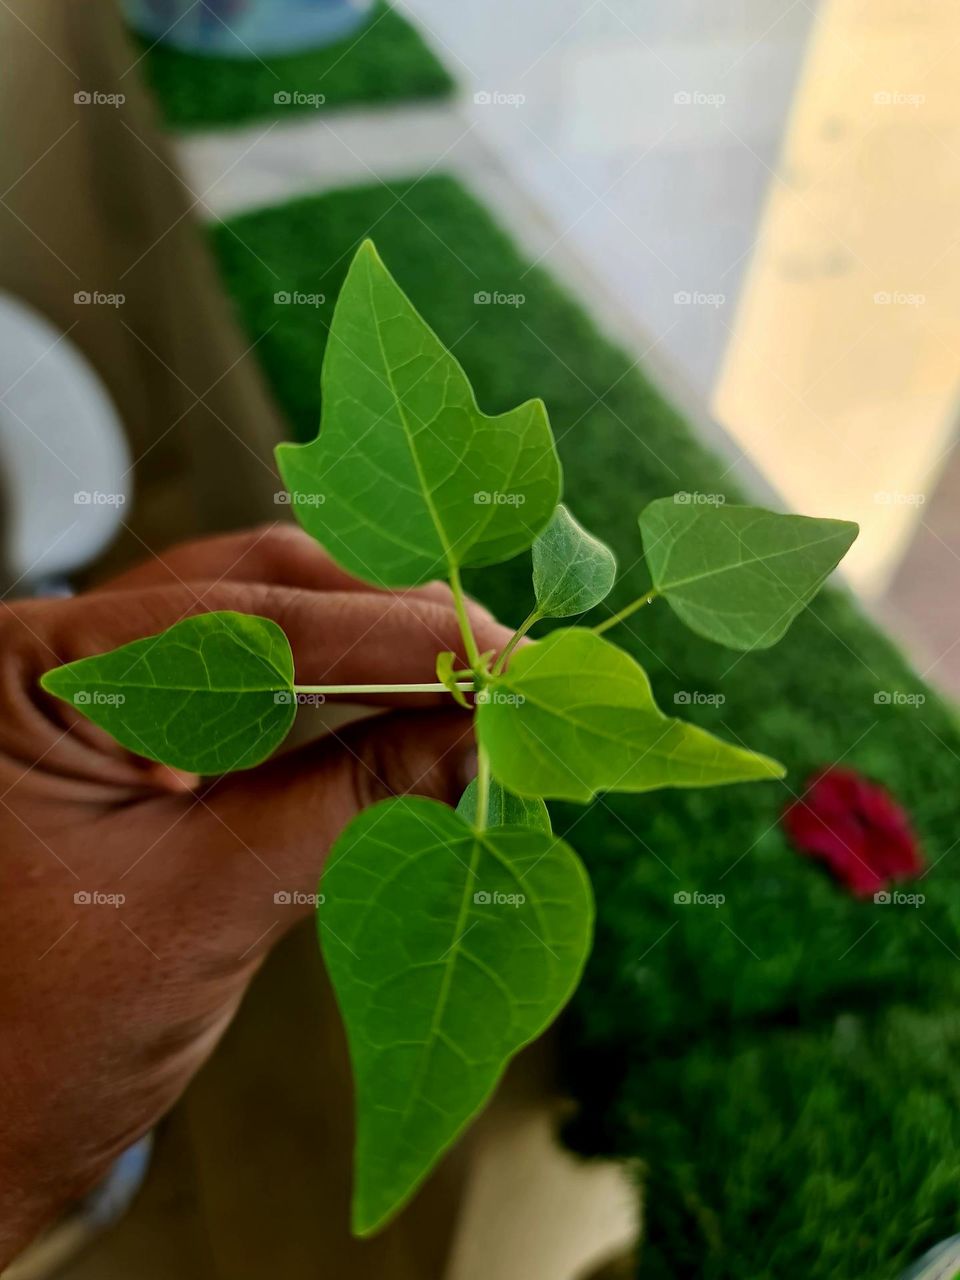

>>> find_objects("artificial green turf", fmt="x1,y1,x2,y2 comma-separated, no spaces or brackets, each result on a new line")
135,2,452,131
209,176,960,1278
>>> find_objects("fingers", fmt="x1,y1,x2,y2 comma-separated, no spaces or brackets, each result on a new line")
6,581,509,794
93,523,454,608
137,709,476,960
37,581,508,689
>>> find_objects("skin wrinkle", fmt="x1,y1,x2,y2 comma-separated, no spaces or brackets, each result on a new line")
0,527,513,1264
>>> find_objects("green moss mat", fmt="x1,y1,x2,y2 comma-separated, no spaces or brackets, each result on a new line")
136,3,452,131
210,177,960,1277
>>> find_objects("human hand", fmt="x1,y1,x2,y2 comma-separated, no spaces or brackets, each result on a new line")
0,524,511,1263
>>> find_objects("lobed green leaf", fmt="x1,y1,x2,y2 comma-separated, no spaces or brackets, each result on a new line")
476,628,784,802
276,240,561,587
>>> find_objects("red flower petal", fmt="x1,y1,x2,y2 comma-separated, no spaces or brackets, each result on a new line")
782,767,924,898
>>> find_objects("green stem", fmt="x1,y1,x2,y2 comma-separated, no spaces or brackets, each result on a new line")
448,563,481,670
293,682,473,695
592,590,659,636
492,608,540,676
474,745,491,830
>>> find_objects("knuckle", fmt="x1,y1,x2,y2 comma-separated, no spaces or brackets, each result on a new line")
254,521,303,552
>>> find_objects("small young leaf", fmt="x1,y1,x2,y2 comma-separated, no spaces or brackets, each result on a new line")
276,241,562,587
436,650,470,708
39,612,295,774
639,499,858,650
531,504,617,619
457,777,551,832
476,628,783,802
320,796,592,1234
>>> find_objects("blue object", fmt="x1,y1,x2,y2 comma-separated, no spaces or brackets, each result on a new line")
123,0,376,57
82,1136,154,1228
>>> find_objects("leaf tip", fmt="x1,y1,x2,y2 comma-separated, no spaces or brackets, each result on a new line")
350,1202,382,1239
351,1178,419,1239
355,237,383,270
273,439,298,472
38,667,61,697
762,754,787,780
524,395,552,429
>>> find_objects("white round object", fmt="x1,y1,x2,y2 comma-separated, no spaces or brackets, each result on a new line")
0,294,131,589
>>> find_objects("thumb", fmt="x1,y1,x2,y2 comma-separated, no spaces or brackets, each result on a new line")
150,709,476,963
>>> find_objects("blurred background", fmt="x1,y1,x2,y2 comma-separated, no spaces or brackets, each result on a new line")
0,3,957,1277
2,0,957,681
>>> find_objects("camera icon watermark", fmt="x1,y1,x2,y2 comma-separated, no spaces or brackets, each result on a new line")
873,490,925,506
873,290,925,307
873,889,924,907
674,889,724,907
273,489,326,506
673,290,725,308
74,90,125,108
674,690,725,707
474,491,526,506
473,889,525,907
873,690,925,707
473,89,525,107
74,490,126,506
274,690,326,706
73,690,125,707
74,889,126,907
74,290,125,308
674,491,725,506
873,90,925,108
273,90,326,108
475,689,525,707
273,889,325,906
273,290,325,307
473,289,525,307
674,89,725,107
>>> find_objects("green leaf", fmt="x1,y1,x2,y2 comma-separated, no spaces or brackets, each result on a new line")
435,650,470,708
531,504,617,619
39,612,295,774
457,777,552,832
476,628,784,802
276,240,561,587
320,796,592,1234
639,499,858,650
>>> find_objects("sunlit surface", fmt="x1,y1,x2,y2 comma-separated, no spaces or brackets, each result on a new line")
714,0,960,595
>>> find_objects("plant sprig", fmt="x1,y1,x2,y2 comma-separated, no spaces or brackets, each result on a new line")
40,240,858,1235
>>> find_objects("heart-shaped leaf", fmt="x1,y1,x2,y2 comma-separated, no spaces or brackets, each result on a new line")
639,499,858,650
531,503,617,619
457,777,551,832
476,628,783,801
39,612,295,774
319,796,592,1234
276,241,561,587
